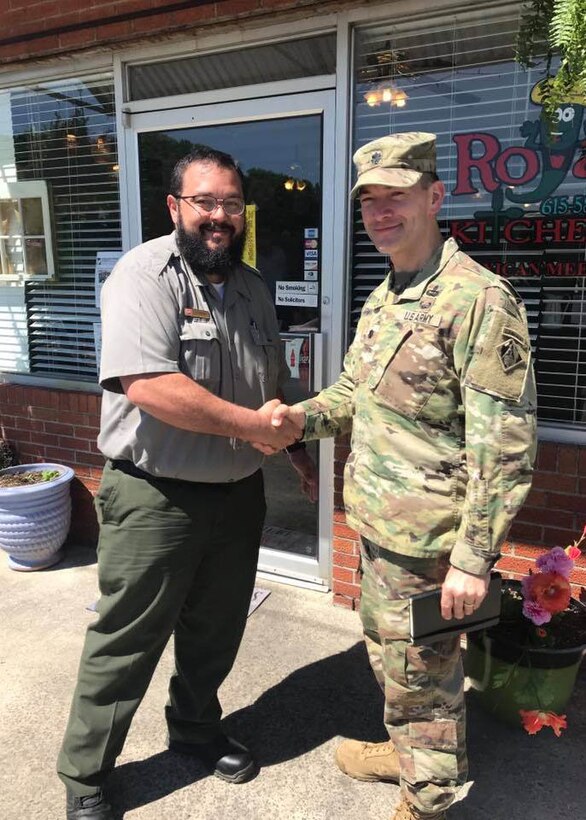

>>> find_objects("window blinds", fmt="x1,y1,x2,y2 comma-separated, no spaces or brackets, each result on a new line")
9,74,121,381
352,16,586,428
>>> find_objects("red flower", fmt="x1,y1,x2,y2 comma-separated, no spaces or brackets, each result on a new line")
520,710,567,737
524,572,571,614
566,545,581,560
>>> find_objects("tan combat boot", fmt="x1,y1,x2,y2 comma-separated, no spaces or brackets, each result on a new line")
391,798,446,820
334,738,400,782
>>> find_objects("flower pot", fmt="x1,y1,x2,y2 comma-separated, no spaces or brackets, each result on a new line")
0,463,75,571
465,628,586,726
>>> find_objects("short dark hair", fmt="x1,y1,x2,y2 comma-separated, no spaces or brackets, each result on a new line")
419,171,440,189
169,145,246,197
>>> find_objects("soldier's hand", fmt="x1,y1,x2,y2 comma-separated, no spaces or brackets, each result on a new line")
287,447,318,502
271,402,306,436
440,566,490,621
251,400,301,450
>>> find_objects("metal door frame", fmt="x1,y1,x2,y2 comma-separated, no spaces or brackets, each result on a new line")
121,90,337,589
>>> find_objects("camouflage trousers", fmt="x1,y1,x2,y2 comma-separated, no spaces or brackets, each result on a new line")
359,537,468,816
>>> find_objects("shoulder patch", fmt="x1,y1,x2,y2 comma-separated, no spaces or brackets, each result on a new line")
463,299,531,402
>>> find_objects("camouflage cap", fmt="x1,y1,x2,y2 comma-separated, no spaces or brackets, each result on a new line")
350,132,437,198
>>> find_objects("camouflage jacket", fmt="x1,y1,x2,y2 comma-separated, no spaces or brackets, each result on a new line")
301,238,537,575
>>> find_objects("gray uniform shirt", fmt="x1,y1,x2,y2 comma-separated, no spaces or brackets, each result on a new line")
98,232,288,483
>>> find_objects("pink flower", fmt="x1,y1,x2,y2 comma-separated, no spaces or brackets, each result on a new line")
524,571,571,614
520,710,567,736
536,546,574,578
522,598,552,625
566,545,581,560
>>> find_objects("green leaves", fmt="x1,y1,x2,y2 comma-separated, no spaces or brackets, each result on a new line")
515,0,586,123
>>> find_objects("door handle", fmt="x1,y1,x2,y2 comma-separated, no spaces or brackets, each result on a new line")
312,332,324,393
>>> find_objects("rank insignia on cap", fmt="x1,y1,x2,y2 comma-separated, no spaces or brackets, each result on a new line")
497,336,525,372
371,150,383,166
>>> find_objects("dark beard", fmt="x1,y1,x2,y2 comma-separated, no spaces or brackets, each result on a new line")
176,217,246,276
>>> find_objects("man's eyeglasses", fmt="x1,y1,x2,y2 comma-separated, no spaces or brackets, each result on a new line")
175,195,246,217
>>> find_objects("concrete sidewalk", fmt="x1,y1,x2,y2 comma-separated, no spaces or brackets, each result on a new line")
1,544,585,820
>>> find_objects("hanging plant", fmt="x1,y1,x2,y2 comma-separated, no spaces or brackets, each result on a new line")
516,0,586,121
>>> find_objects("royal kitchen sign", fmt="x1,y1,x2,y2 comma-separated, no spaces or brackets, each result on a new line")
449,80,586,277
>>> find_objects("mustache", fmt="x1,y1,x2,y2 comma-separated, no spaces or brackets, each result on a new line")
199,220,235,234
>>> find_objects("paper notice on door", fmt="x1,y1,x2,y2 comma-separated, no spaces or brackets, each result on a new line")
275,281,318,307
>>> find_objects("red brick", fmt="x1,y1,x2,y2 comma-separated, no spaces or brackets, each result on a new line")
218,0,260,16
578,448,586,476
43,447,76,463
333,509,347,523
541,526,580,549
95,19,133,40
45,421,76,435
333,565,355,584
533,472,577,493
523,488,548,507
59,27,96,48
333,552,360,570
333,536,358,554
569,567,586,586
547,492,585,514
32,432,60,446
75,452,106,467
537,442,558,471
558,445,578,475
333,580,361,599
59,435,90,451
513,543,548,559
333,521,359,540
495,555,535,575
333,593,356,610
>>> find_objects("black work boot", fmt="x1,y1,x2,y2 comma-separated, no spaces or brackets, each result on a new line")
66,789,113,819
168,733,257,783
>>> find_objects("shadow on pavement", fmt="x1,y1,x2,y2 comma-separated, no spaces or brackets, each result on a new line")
110,642,586,818
113,642,384,815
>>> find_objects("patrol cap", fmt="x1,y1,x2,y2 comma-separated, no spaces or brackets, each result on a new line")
350,132,437,198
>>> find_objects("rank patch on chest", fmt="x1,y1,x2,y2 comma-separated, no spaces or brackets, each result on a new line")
425,284,442,297
402,310,442,327
497,336,526,372
184,308,211,321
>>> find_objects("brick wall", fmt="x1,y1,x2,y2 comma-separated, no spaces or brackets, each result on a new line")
332,435,586,609
0,384,103,546
0,0,348,64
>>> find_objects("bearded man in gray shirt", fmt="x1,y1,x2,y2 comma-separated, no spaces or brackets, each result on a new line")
57,146,311,820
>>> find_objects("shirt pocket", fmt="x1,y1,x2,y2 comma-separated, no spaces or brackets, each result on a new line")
369,325,446,420
180,321,221,385
252,326,280,386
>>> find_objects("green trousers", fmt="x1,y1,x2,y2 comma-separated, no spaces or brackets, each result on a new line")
57,461,265,796
359,539,467,817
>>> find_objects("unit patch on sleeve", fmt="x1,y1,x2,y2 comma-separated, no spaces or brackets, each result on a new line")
463,307,530,402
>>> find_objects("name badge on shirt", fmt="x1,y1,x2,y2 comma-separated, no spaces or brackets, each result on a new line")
184,308,211,321
403,310,442,327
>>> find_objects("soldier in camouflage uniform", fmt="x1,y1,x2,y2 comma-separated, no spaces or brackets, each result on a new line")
269,133,537,819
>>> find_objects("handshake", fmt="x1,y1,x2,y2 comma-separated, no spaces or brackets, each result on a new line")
250,399,307,455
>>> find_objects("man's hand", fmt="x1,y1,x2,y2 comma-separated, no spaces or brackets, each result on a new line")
271,402,306,435
440,566,490,621
249,399,300,451
251,401,307,455
287,448,318,502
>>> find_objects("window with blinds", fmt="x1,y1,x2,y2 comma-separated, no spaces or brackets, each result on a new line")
352,16,586,429
7,74,121,381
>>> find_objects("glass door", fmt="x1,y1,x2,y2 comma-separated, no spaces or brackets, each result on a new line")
126,92,335,587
